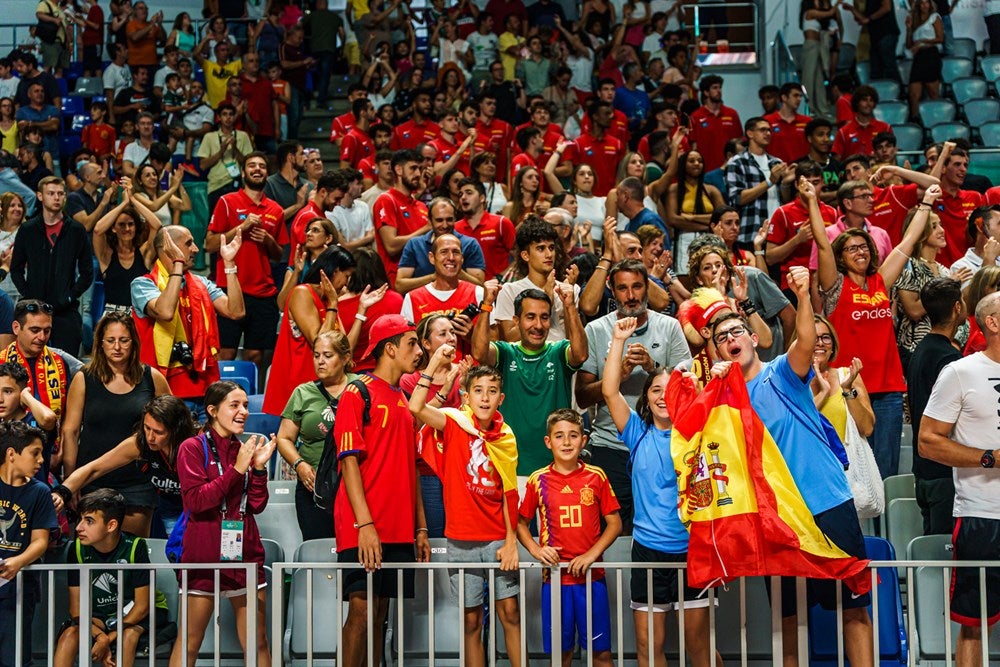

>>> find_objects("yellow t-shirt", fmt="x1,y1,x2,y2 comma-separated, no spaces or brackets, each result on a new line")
819,367,849,442
350,0,370,20
204,58,242,109
1,123,19,154
498,31,522,81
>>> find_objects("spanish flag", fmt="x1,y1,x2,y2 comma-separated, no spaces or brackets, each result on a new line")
666,369,871,594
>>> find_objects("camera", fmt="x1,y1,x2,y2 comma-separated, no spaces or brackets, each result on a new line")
171,341,194,367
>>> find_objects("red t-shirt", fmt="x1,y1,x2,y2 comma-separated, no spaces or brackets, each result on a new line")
390,118,441,151
688,104,743,172
933,188,984,266
566,132,625,197
329,111,355,143
429,135,472,178
579,109,630,145
836,94,853,127
832,118,892,158
82,4,104,46
372,188,430,285
475,117,515,176
334,374,418,551
519,463,619,584
763,111,811,164
636,127,689,162
870,183,920,244
208,190,288,297
985,186,1000,206
454,211,516,279
357,156,377,183
766,197,838,289
514,121,564,164
509,152,547,192
340,127,374,169
81,122,116,158
421,417,508,541
339,291,406,372
241,74,277,138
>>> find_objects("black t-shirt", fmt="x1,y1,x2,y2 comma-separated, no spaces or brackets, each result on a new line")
795,153,843,197
65,188,99,224
112,86,160,126
66,533,151,621
15,71,60,107
137,448,183,516
906,332,961,480
0,477,59,600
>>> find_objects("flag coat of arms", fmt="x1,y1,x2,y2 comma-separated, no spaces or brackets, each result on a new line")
665,369,870,594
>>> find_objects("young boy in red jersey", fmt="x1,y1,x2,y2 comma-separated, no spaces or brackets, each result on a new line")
409,346,523,667
518,408,622,667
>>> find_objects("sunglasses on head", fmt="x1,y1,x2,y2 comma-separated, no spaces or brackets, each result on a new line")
21,302,53,315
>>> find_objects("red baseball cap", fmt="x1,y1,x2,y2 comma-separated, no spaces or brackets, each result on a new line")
361,314,416,360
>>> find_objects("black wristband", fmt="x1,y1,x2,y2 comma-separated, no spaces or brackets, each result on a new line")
52,484,72,505
252,468,268,476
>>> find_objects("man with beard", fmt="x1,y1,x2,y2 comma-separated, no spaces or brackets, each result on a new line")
264,141,310,223
574,259,691,533
205,152,287,369
289,170,347,257
454,178,517,279
373,149,431,286
391,91,441,151
340,99,377,170
688,74,743,172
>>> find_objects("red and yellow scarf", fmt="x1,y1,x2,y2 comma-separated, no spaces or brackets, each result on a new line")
0,341,67,416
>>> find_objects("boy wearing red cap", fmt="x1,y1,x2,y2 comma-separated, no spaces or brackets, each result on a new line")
334,314,431,667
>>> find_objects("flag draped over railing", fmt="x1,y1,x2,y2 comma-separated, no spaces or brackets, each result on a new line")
666,369,871,594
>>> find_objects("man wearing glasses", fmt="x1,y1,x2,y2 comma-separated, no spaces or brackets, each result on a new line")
725,116,797,249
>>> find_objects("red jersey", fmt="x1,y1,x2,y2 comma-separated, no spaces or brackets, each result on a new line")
334,374,418,551
329,111,355,143
832,117,891,158
208,190,288,297
81,122,116,158
406,281,479,324
688,104,743,172
763,111,811,164
933,188,983,266
339,291,405,372
509,152,547,191
636,127,689,162
429,135,473,178
566,132,625,197
475,117,515,175
870,183,920,244
240,74,277,138
514,122,564,164
421,417,508,541
519,463,619,584
357,156,377,183
580,108,630,145
986,186,1000,206
766,197,838,289
836,94,853,127
454,211,516,278
340,126,374,168
390,118,441,151
372,188,430,285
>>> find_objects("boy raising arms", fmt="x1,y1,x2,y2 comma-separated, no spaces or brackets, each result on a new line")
55,488,163,667
518,409,622,667
409,346,523,667
0,421,58,667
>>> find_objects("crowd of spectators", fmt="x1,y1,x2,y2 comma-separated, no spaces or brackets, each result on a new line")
0,0,999,666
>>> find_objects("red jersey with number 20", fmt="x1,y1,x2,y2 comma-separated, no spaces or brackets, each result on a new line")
520,463,619,584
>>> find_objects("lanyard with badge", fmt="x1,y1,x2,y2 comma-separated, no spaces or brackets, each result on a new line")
206,436,249,562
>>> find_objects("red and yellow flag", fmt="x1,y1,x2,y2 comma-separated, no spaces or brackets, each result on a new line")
666,369,870,594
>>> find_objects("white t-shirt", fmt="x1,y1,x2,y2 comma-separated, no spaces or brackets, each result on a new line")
103,63,133,97
467,31,499,71
153,65,178,91
923,352,1000,520
326,199,373,244
401,284,485,322
490,276,580,341
567,48,594,92
576,194,607,241
752,152,780,219
123,141,151,168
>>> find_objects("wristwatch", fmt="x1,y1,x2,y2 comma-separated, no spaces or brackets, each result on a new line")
981,450,996,469
842,388,858,400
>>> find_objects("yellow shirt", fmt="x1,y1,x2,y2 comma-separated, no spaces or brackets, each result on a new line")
819,368,849,442
498,31,522,81
350,0,370,20
203,58,242,109
0,123,18,154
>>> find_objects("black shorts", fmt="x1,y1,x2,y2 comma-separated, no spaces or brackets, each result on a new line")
773,499,870,616
338,543,416,601
950,516,1000,627
629,540,710,611
218,294,279,351
82,45,101,73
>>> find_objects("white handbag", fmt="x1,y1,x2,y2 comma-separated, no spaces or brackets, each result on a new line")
838,368,886,519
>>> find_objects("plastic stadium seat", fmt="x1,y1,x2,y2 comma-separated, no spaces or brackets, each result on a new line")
874,100,908,125
856,61,870,84
836,42,856,75
809,537,907,667
57,77,68,98
267,479,296,504
898,445,913,477
74,76,103,97
261,538,284,567
869,79,900,101
951,37,977,61
982,55,1000,82
247,393,265,413
71,113,91,133
930,121,971,143
951,77,988,104
884,474,915,504
918,99,957,127
891,123,924,152
245,412,280,437
59,135,82,160
293,538,337,563
61,95,84,116
220,360,258,394
964,98,1000,127
897,59,912,86
288,565,344,663
941,57,974,84
886,498,922,577
980,121,1000,146
257,499,303,562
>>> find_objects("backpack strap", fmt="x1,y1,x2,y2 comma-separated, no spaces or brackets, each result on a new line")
347,378,372,426
128,536,141,563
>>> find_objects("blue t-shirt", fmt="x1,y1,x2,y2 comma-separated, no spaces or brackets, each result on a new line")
625,208,671,245
0,477,59,600
745,354,853,515
613,86,651,132
620,411,689,553
398,230,486,279
15,105,60,156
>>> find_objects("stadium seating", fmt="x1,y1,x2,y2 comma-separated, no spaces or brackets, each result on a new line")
267,479,296,504
951,37,978,62
220,360,258,394
256,497,303,561
874,100,908,125
930,121,971,143
886,498,922,577
980,120,1000,146
951,77,988,105
869,79,901,101
892,123,924,152
981,55,1000,83
918,99,957,127
941,57,974,85
964,98,1000,127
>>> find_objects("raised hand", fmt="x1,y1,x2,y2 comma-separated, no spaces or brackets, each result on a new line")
358,283,389,312
219,227,243,263
252,434,277,470
613,316,637,340
922,184,942,205
787,265,810,300
841,356,863,390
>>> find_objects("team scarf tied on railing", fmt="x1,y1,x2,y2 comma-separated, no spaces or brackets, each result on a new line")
665,368,872,595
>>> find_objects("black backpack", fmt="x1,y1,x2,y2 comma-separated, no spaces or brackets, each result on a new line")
313,378,371,510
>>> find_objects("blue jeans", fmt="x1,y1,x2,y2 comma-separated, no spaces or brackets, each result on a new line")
0,590,36,667
0,168,37,216
287,86,303,140
420,474,445,538
940,13,954,55
183,398,208,424
869,32,901,83
869,391,903,479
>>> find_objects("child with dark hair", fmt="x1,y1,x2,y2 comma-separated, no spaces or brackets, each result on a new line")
0,420,58,667
0,361,56,482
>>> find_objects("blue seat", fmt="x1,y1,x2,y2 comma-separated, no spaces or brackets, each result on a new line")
869,79,900,101
245,412,280,437
219,360,258,394
941,57,974,84
73,76,103,97
918,99,957,127
930,121,971,143
57,77,68,98
981,55,1000,83
59,135,82,160
65,60,84,80
891,123,924,152
247,393,265,413
835,42,856,75
61,95,84,116
874,100,909,125
71,114,90,133
951,37,977,61
809,537,907,667
980,121,1000,146
951,77,988,105
856,60,870,84
965,98,1000,127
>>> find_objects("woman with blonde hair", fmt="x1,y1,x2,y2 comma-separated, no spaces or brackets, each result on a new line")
0,192,26,302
